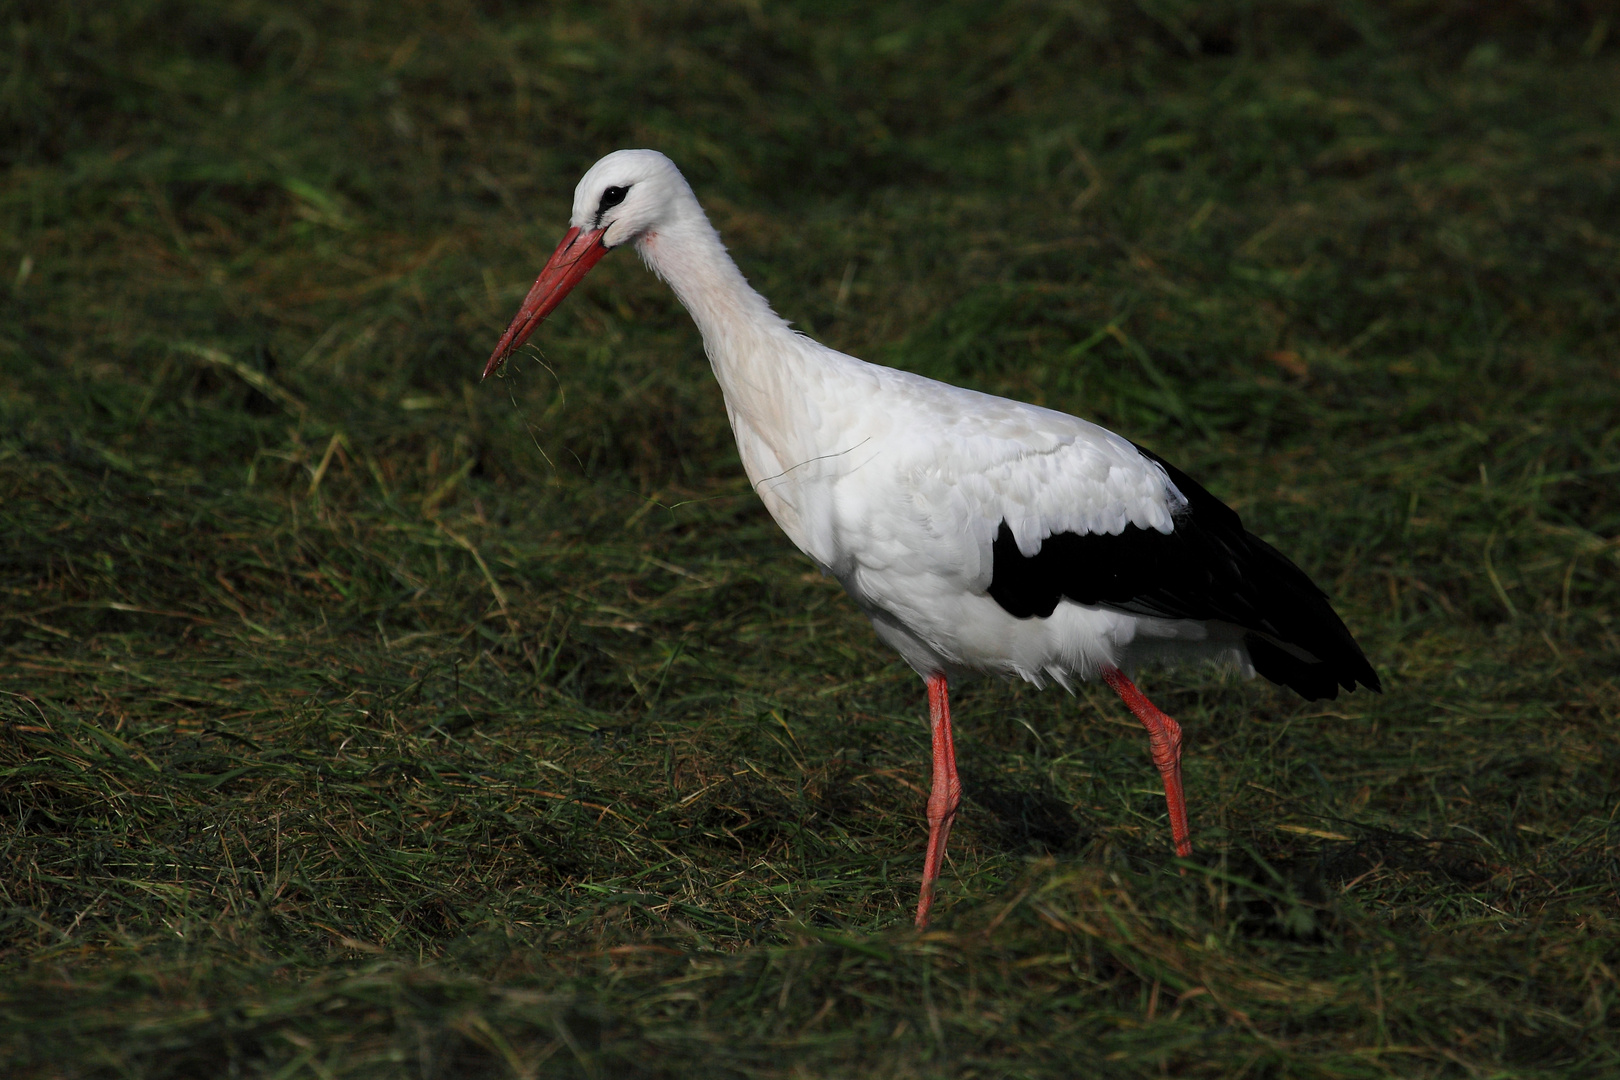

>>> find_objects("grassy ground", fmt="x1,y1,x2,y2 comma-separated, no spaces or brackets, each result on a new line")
2,1,1618,1075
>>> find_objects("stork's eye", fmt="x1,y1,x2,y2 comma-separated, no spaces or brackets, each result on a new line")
598,185,629,212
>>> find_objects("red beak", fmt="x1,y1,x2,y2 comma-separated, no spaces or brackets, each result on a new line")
483,225,609,379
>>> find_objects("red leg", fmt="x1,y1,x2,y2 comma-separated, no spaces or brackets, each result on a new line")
914,672,961,928
1101,665,1192,858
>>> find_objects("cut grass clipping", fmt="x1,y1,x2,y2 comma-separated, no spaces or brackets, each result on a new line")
2,2,1617,1077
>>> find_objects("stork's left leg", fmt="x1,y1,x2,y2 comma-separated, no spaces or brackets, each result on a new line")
914,672,961,929
1101,665,1192,858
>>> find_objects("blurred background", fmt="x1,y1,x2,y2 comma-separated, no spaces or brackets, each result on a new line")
2,2,1617,1076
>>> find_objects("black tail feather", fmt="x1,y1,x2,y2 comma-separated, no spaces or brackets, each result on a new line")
987,444,1380,700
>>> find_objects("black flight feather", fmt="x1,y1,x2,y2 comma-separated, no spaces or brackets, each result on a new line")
987,443,1380,700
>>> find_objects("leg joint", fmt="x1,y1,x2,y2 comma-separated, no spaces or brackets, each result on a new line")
926,789,960,824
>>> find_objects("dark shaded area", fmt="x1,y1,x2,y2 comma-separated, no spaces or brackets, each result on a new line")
959,766,1087,855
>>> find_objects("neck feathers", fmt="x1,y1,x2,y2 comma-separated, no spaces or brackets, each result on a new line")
634,204,794,372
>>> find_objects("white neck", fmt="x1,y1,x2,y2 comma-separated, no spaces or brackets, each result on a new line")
631,199,852,554
634,213,796,380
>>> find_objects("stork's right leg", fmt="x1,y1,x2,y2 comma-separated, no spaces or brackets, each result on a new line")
1101,665,1192,858
914,672,960,928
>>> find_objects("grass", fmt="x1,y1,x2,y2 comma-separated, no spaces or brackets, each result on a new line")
1,1,1617,1075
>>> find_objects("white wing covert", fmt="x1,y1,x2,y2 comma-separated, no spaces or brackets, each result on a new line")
830,366,1184,595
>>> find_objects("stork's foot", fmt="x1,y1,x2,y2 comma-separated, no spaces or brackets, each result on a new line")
1101,665,1191,858
915,672,961,928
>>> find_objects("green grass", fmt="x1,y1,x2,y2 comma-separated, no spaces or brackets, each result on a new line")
2,1,1618,1075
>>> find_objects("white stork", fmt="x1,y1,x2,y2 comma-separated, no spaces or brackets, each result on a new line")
483,150,1380,928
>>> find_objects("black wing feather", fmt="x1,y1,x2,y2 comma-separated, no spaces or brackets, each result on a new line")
987,443,1380,700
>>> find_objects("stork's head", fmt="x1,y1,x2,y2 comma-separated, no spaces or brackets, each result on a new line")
570,149,691,248
483,149,691,379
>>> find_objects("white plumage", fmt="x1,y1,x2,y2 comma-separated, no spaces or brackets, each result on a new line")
484,149,1379,927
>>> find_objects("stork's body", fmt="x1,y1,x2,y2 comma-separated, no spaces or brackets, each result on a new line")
485,150,1380,926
